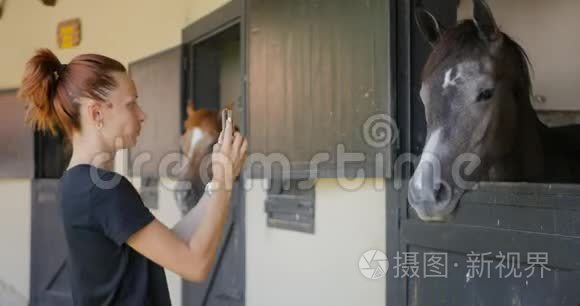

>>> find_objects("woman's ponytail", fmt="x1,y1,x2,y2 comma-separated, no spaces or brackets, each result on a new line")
18,48,65,136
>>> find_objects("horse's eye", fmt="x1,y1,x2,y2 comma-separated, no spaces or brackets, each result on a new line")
476,89,494,102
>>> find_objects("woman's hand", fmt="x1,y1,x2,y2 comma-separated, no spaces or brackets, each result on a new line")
211,117,248,191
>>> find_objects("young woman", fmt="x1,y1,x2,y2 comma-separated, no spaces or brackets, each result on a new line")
19,49,247,306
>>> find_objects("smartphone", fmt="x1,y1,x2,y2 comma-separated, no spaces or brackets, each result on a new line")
221,108,232,128
219,109,233,144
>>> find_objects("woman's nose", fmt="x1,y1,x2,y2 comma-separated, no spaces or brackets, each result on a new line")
139,108,146,122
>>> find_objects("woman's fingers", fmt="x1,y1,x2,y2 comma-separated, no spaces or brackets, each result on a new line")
214,120,248,180
240,138,248,156
239,139,248,164
234,138,248,177
232,132,243,158
221,118,234,153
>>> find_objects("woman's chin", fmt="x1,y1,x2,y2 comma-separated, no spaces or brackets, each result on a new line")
127,138,138,148
114,136,138,150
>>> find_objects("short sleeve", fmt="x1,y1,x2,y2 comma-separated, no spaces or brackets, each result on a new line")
90,173,155,246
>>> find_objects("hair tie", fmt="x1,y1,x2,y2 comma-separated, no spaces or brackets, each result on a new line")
53,64,67,81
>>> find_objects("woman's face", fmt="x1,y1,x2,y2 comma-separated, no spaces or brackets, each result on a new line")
100,72,145,150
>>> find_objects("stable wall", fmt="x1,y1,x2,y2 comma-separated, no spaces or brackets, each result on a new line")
0,0,232,89
245,178,387,306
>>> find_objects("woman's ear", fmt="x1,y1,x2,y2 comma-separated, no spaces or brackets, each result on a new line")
87,101,104,125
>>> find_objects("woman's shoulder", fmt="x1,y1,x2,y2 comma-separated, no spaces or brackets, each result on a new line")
59,164,137,224
59,164,134,206
62,164,128,187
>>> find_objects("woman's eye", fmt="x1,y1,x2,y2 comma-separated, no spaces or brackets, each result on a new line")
476,89,495,102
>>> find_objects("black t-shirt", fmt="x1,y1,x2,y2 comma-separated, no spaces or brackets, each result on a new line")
58,164,171,306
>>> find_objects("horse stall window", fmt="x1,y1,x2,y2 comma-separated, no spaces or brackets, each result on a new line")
246,0,391,179
409,0,580,185
179,22,242,209
388,0,580,304
0,89,34,178
186,23,241,118
458,0,580,124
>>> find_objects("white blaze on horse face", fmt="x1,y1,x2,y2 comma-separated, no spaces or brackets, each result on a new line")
442,61,492,104
177,127,207,173
443,67,462,89
442,61,482,89
187,128,206,158
413,128,443,191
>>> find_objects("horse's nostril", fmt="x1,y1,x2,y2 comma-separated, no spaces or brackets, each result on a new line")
434,181,452,205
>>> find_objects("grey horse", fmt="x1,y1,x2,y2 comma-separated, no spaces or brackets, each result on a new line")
408,0,580,222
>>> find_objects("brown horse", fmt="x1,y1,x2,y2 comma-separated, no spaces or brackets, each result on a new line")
408,0,580,222
173,102,235,214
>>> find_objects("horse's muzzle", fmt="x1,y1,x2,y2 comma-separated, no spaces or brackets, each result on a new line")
407,167,458,221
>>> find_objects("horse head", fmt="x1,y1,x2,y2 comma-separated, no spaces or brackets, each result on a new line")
408,0,539,221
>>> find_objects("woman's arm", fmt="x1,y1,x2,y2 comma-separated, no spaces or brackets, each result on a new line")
127,187,231,282
127,119,247,282
171,191,214,242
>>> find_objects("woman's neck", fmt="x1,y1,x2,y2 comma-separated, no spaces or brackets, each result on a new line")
68,133,116,171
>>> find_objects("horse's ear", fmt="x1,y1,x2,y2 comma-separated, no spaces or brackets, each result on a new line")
186,101,195,117
228,101,234,110
472,0,500,41
415,7,444,46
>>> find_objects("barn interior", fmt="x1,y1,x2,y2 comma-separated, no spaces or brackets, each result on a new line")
2,1,580,305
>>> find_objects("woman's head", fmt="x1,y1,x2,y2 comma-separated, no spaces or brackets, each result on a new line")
18,49,145,152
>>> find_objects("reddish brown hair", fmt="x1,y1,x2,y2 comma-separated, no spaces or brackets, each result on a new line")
18,48,126,137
